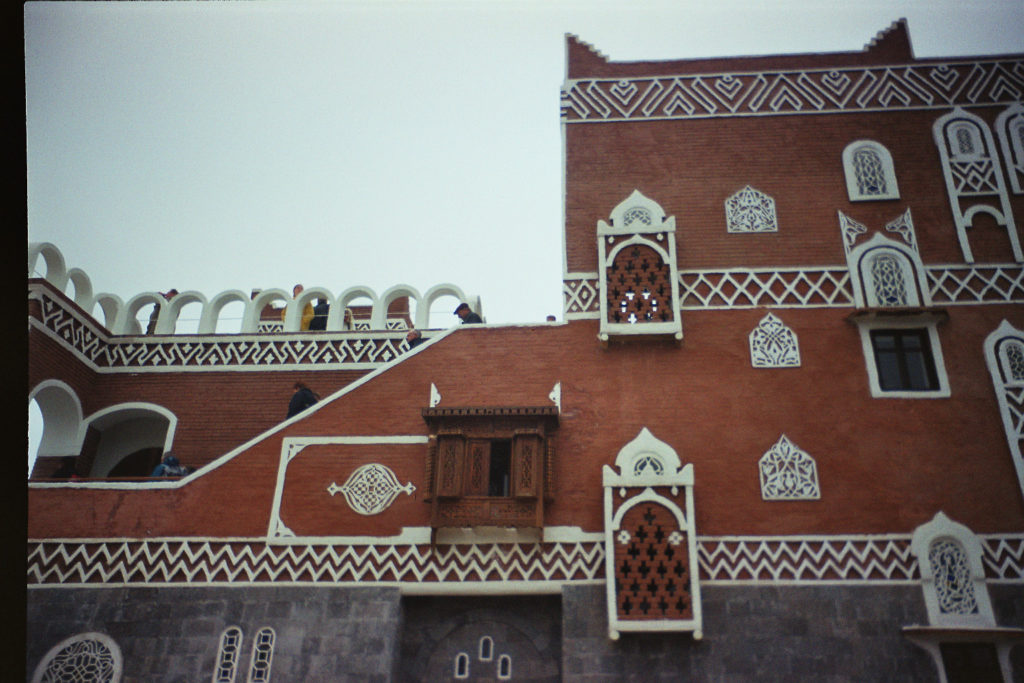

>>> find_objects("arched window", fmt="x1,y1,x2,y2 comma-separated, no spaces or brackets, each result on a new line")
32,632,122,683
453,652,470,679
214,627,243,683
928,538,978,616
497,654,512,680
247,627,274,683
598,190,682,342
842,140,899,201
1003,340,1024,383
478,636,493,661
869,253,909,306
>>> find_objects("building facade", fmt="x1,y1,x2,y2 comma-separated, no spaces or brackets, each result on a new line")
27,20,1024,682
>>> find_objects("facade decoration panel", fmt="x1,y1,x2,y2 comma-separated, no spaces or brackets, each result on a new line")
214,627,243,683
933,107,1022,263
996,103,1024,194
602,428,702,639
31,632,122,683
758,435,820,500
985,320,1024,500
749,313,801,368
329,464,416,516
842,140,900,201
597,191,682,341
725,185,778,233
562,59,1024,123
25,533,1024,587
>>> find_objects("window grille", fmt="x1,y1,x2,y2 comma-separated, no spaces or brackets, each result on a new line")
247,628,275,683
853,148,887,195
213,627,243,683
870,254,909,306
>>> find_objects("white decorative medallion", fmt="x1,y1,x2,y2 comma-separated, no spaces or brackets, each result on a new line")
749,313,800,368
725,185,778,233
328,464,416,515
758,435,820,500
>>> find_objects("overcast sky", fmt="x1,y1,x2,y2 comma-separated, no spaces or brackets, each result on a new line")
25,0,1024,331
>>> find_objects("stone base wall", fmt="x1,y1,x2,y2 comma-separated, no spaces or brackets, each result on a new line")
26,583,1024,681
26,586,402,682
562,584,940,682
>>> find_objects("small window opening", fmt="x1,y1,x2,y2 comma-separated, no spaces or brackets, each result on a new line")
870,329,939,391
454,652,470,679
497,654,512,680
488,440,511,497
478,636,493,661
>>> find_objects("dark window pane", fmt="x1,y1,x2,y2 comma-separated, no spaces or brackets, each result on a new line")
489,440,511,497
870,328,939,392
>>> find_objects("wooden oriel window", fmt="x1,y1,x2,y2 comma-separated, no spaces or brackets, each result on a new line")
423,406,557,531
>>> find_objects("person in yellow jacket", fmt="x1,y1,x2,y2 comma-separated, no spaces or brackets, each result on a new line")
282,284,315,331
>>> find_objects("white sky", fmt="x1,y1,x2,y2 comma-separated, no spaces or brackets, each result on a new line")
25,0,1024,330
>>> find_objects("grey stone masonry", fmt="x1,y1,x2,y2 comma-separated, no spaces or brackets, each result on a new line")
562,583,949,682
398,594,562,682
26,585,402,683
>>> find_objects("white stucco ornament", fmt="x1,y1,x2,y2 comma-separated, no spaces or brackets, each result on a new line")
328,464,416,515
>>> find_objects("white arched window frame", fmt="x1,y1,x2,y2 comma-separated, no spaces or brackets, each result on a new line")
847,236,928,309
911,512,995,628
597,190,682,342
602,427,702,640
905,513,1021,683
213,626,244,683
995,104,1024,194
247,627,275,683
932,108,1021,263
842,140,900,201
984,320,1024,501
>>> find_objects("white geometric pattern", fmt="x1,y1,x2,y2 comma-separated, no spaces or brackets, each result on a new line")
564,264,1024,315
31,286,414,372
328,464,415,515
26,533,1024,586
929,538,979,615
562,59,1024,122
725,186,777,233
758,435,820,500
678,269,853,308
749,313,801,368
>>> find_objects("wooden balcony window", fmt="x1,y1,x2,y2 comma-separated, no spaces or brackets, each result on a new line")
422,406,557,533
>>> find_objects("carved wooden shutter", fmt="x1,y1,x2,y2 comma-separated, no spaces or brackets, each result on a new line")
512,433,542,498
435,435,465,497
463,439,491,496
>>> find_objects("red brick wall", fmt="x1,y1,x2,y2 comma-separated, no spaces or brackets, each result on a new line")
28,313,1024,539
565,107,1024,274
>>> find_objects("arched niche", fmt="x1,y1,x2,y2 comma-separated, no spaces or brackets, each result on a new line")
81,403,176,477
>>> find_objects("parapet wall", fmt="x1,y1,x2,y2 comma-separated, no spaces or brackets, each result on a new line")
28,242,482,335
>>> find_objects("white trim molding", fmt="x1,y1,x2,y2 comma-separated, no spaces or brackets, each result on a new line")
562,59,1024,123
